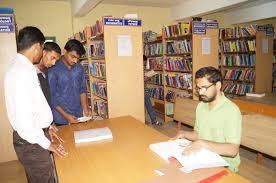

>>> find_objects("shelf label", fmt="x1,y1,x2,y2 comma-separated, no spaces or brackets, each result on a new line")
266,26,274,37
124,19,142,26
104,18,124,26
206,22,219,29
193,21,206,34
0,15,14,32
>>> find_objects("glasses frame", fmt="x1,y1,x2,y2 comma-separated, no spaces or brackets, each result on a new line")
195,83,215,93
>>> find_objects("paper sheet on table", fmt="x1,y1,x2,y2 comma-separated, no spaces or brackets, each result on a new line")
149,139,228,172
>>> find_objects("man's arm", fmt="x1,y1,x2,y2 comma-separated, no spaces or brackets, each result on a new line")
79,65,91,116
184,140,240,157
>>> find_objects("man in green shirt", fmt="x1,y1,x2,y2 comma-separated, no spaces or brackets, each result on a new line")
175,66,242,172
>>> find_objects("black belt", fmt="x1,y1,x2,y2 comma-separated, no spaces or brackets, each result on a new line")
43,127,50,133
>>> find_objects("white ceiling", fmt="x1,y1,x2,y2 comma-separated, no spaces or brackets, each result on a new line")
101,0,187,7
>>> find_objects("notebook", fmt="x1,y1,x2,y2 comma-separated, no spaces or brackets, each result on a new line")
74,127,113,143
149,139,228,172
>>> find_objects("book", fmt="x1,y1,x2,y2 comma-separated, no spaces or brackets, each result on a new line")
149,139,228,172
74,127,113,143
145,70,158,78
246,92,265,97
77,116,92,123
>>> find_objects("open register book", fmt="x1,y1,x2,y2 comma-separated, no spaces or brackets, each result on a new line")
74,127,113,143
149,139,229,172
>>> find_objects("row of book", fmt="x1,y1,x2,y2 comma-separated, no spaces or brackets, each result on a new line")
163,22,190,38
93,99,108,119
147,73,163,85
165,57,192,72
222,54,255,67
220,25,257,39
80,60,89,75
91,82,107,98
144,43,163,56
74,31,86,42
145,57,163,70
165,74,192,90
89,42,105,57
222,40,256,52
146,86,164,100
223,83,254,95
165,40,192,54
89,20,103,38
224,69,256,82
165,89,192,103
90,62,106,78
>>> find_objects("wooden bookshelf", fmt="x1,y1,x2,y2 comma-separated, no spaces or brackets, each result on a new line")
143,21,219,122
220,25,274,96
273,38,276,93
82,18,145,122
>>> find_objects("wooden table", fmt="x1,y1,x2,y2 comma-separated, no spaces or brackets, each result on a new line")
53,116,250,183
232,93,276,117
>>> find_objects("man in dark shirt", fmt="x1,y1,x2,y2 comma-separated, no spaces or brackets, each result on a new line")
48,39,90,125
36,42,61,105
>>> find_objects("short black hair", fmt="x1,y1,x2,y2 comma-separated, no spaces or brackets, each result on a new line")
17,26,45,52
64,39,85,56
44,42,61,54
195,66,223,84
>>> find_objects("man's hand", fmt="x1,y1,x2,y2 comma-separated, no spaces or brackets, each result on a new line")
182,140,205,156
65,114,78,124
48,142,68,158
172,130,186,140
49,126,64,144
83,108,92,117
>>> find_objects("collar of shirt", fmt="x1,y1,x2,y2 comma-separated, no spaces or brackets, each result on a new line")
35,65,46,78
17,53,36,72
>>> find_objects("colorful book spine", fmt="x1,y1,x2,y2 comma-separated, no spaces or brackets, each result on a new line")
165,57,192,72
165,73,192,90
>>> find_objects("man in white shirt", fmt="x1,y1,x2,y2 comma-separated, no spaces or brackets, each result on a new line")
4,26,67,183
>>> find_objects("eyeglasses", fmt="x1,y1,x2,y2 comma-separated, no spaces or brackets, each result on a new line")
195,83,215,93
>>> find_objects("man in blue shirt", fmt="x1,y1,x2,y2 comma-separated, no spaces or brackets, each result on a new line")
48,39,91,125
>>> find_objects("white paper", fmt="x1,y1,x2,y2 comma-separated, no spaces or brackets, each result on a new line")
202,37,211,55
117,35,132,56
74,127,113,143
77,116,92,123
145,70,157,78
262,38,268,54
149,139,228,172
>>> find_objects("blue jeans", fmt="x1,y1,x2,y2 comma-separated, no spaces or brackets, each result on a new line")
144,95,157,123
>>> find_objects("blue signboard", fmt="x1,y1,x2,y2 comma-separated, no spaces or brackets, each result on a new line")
0,25,14,32
0,15,14,33
193,21,206,34
123,19,142,26
206,22,218,29
266,26,274,37
103,18,124,26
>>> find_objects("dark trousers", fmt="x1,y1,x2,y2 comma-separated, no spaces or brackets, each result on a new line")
13,130,54,183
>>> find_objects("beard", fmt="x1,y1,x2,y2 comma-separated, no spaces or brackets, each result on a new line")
199,94,216,103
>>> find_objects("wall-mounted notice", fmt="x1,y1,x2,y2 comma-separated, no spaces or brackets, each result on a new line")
104,18,124,26
193,21,206,34
124,19,142,26
202,37,211,55
117,35,132,56
0,15,14,33
262,38,268,54
206,22,218,29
